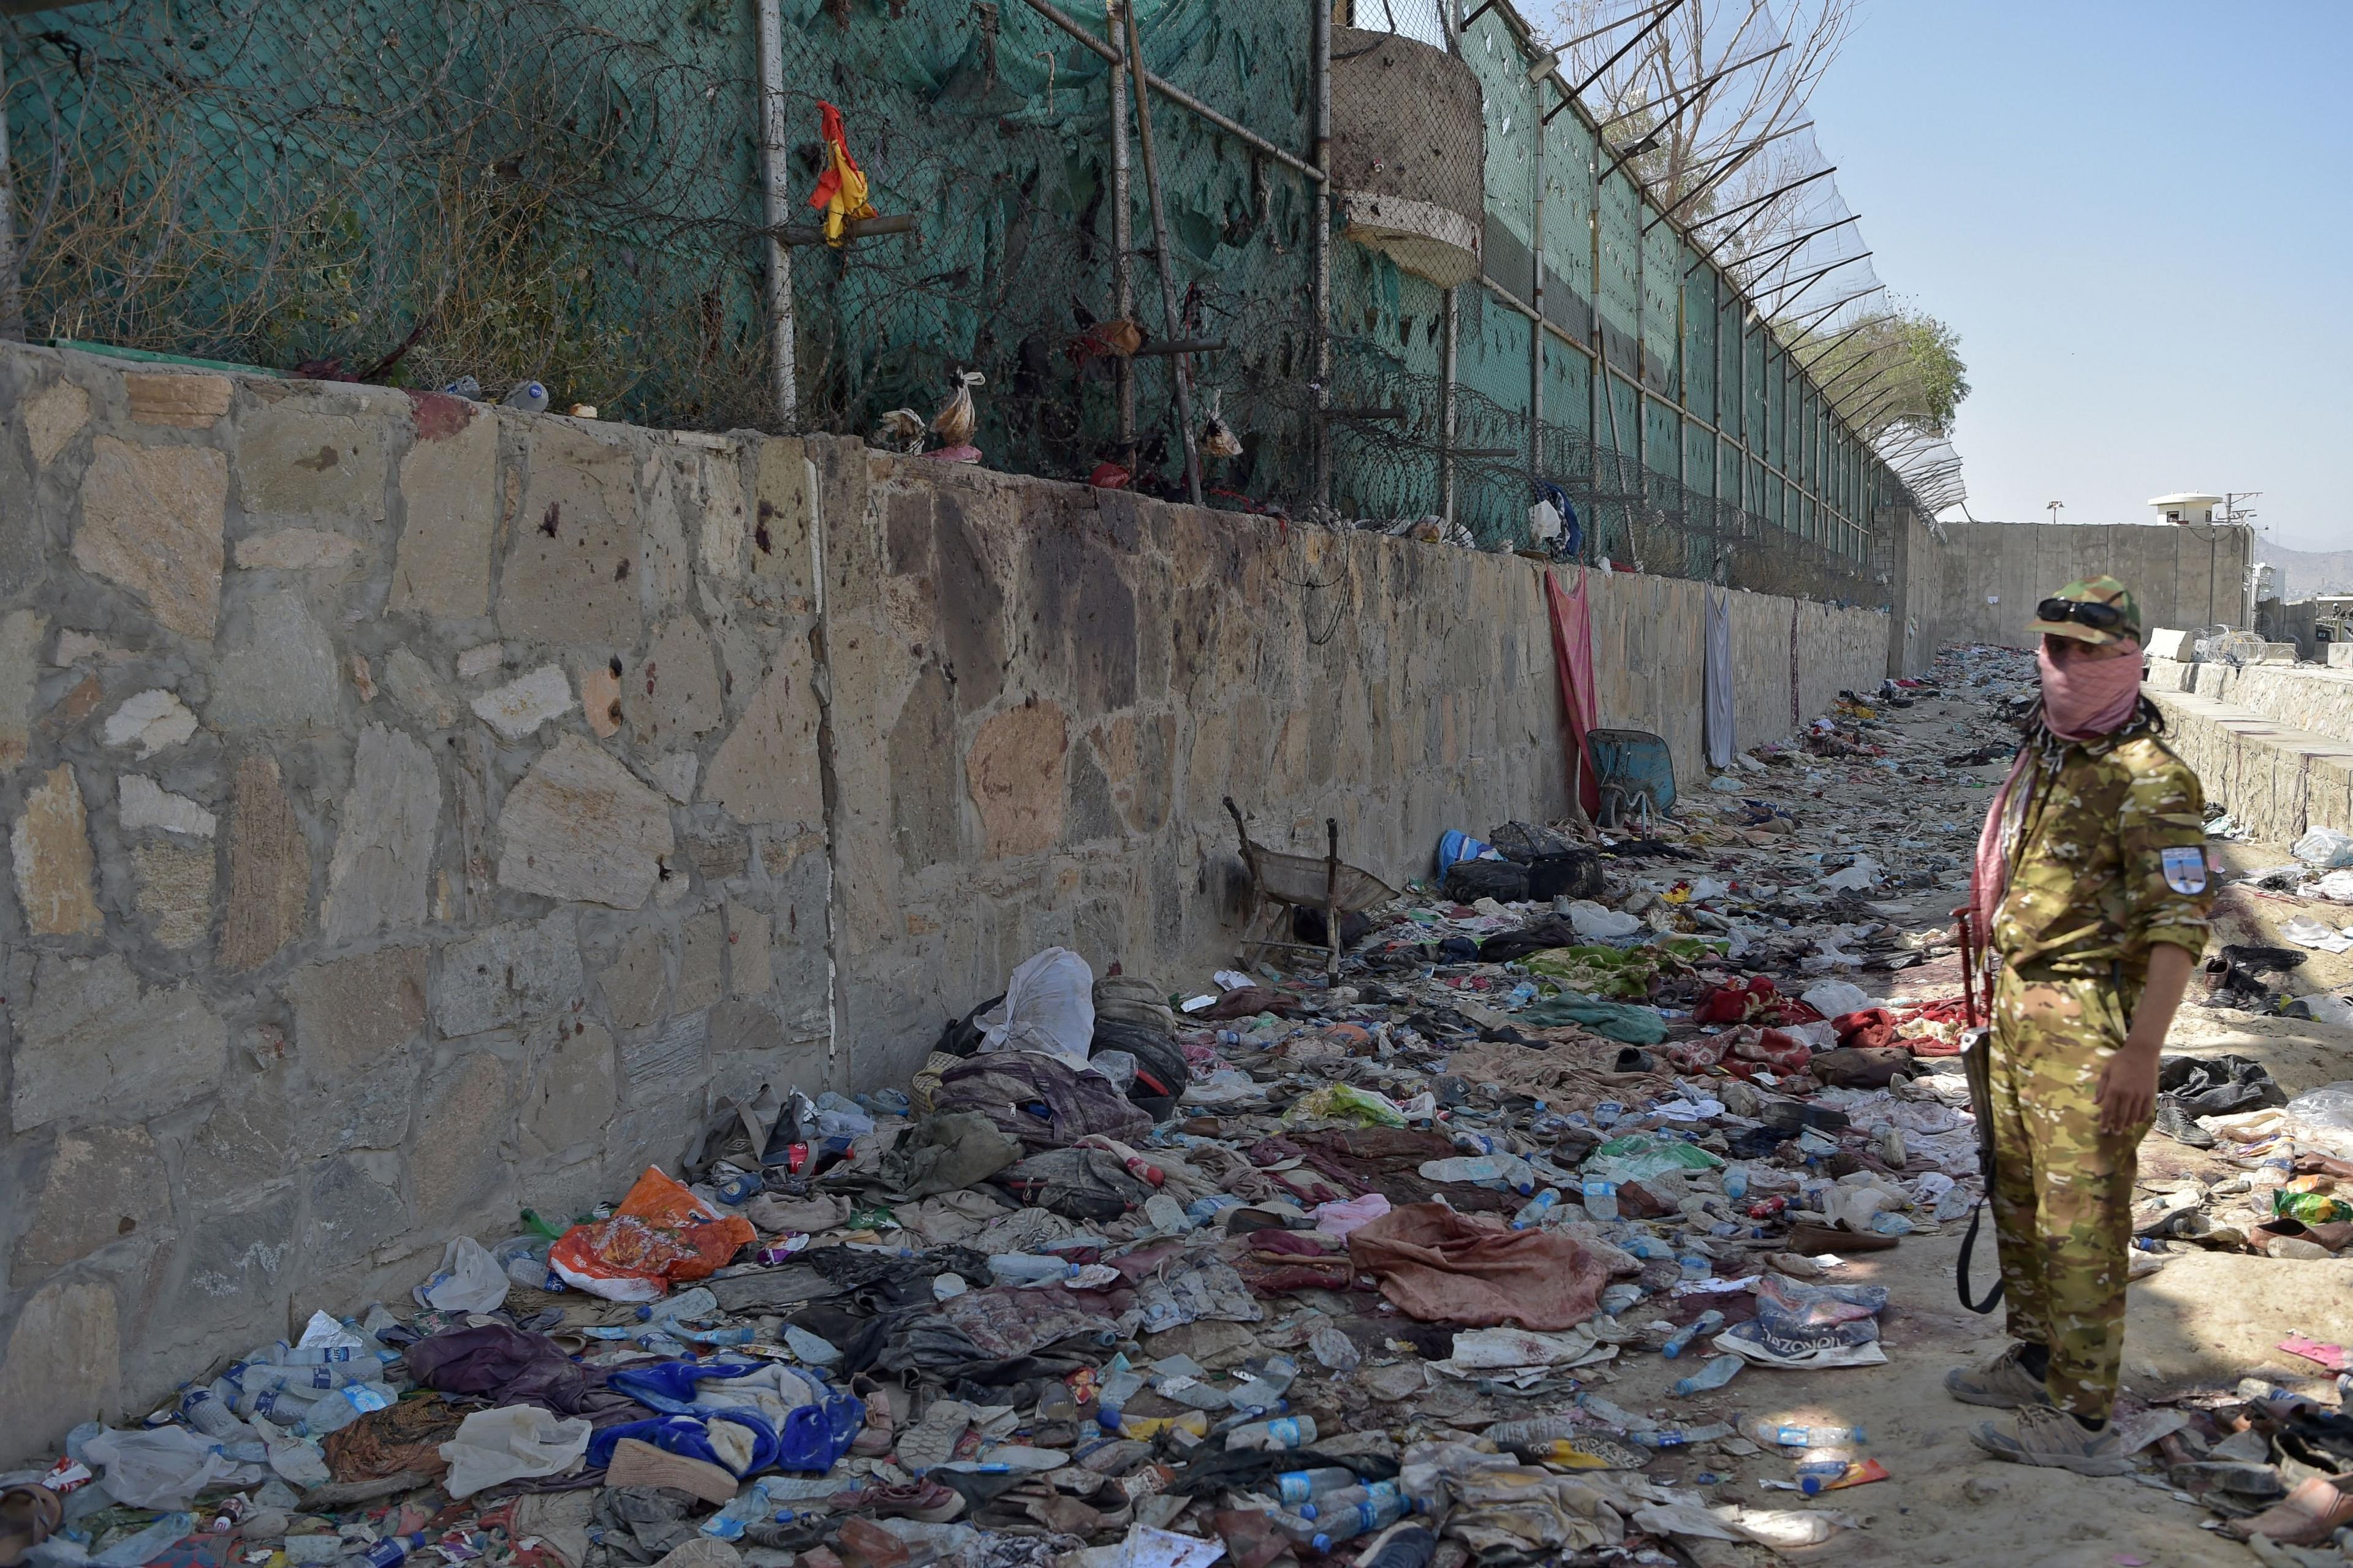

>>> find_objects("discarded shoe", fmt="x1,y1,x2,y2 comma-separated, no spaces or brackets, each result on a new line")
2151,1098,2215,1148
1944,1343,2055,1410
832,1478,966,1523
1969,1406,2135,1475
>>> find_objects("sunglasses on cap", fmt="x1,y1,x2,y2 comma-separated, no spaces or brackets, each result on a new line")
2036,597,2128,631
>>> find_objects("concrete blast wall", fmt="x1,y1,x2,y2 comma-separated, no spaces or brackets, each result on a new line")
0,343,1889,1458
1907,521,2254,655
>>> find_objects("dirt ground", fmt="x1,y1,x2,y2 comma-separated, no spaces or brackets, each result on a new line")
1630,676,2353,1567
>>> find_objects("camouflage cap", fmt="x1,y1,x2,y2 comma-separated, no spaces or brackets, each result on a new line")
2025,575,2142,647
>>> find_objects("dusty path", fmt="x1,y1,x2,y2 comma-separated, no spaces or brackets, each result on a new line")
1639,653,2353,1566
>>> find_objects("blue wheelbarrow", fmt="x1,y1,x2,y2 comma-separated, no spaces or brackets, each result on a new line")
1586,729,1675,830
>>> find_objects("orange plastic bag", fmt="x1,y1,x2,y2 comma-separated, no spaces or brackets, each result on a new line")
546,1167,756,1302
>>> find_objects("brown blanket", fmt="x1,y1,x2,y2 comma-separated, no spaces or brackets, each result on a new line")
1347,1202,1608,1329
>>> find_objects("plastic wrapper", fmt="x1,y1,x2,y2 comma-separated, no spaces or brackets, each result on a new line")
548,1167,758,1303
438,1405,593,1499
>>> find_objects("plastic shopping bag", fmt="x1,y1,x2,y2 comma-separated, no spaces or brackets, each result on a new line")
547,1167,758,1303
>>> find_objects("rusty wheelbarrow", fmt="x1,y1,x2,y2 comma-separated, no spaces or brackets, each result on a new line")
1223,797,1396,978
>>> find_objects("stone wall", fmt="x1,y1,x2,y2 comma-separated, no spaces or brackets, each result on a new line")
0,343,1891,1459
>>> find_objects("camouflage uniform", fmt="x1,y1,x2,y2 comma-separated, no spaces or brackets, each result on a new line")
1987,713,2213,1420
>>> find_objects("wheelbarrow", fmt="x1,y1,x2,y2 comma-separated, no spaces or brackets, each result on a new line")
1223,798,1396,977
1586,729,1676,830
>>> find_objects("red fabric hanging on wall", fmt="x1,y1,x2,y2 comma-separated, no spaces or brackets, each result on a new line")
1545,569,1601,817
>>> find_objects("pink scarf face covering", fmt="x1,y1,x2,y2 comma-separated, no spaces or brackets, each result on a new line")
1969,636,2142,936
2037,635,2143,742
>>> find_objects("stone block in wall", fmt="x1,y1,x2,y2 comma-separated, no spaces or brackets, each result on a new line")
726,901,771,996
598,925,668,1031
12,762,102,934
207,590,343,731
0,608,42,768
74,437,227,640
25,377,91,467
748,437,817,605
123,372,230,429
381,648,463,731
308,1154,407,1258
131,839,213,949
676,909,726,1011
966,700,1068,858
220,751,311,969
622,1011,708,1094
389,395,498,618
0,1278,123,1462
11,953,224,1130
410,1052,517,1230
182,1090,297,1210
166,1187,301,1342
286,945,430,1076
13,1123,172,1274
321,724,441,941
703,651,823,827
233,529,365,574
695,444,749,582
623,618,726,751
520,1018,617,1161
102,689,199,759
435,912,585,1039
496,735,676,908
118,775,216,838
236,401,389,523
471,665,576,741
497,423,643,649
887,665,957,874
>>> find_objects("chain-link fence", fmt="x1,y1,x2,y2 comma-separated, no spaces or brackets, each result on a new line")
2,0,1927,604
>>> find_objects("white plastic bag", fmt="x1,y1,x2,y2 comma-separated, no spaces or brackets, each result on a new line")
976,947,1094,1066
1565,900,1641,939
1821,855,1882,892
437,1405,593,1499
1801,979,1873,1019
2292,827,2353,869
417,1235,511,1312
2282,1083,2353,1138
2283,915,2353,954
2319,869,2353,905
81,1426,244,1508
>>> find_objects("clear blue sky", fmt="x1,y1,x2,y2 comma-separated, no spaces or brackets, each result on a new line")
1808,1,2352,550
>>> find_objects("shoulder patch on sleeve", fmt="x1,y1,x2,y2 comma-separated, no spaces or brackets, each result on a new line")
2161,845,2209,895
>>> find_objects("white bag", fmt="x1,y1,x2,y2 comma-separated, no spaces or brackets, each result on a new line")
1565,900,1642,939
976,947,1095,1066
438,1405,593,1499
1801,979,1873,1020
417,1235,510,1312
81,1426,246,1508
2292,827,2353,869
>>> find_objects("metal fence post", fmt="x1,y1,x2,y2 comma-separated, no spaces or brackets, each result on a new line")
1311,0,1332,511
1104,2,1136,454
755,0,797,430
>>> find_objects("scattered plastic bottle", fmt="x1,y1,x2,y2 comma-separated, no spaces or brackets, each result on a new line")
1721,1165,1749,1202
177,1385,251,1441
363,1534,428,1568
1661,1310,1726,1359
990,1254,1081,1286
251,1415,332,1491
1511,1189,1561,1229
1302,1488,1411,1545
1669,1355,1744,1396
1795,1456,1854,1495
1226,1414,1317,1452
1748,1419,1867,1449
702,1480,783,1540
504,381,550,413
1677,1254,1714,1281
289,1382,397,1439
1300,1480,1404,1520
1582,1178,1620,1221
1358,1526,1438,1568
237,1387,320,1424
1273,1467,1360,1506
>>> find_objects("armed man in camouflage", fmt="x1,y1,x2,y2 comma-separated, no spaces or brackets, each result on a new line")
1949,577,2214,1475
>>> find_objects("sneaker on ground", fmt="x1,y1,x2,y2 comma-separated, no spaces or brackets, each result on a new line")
1969,1405,2137,1476
1944,1342,2056,1409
